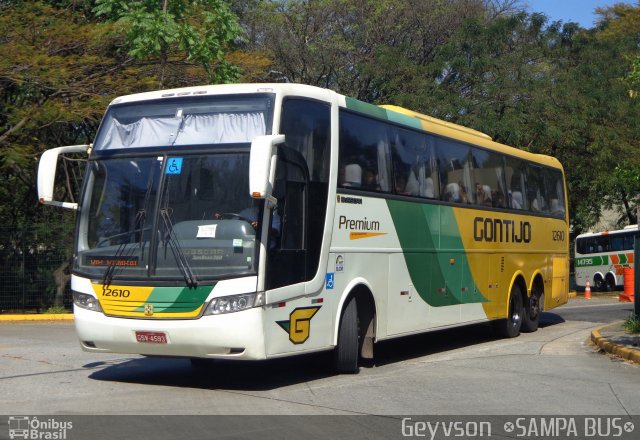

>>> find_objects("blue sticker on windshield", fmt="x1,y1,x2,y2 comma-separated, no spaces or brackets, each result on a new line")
166,157,183,174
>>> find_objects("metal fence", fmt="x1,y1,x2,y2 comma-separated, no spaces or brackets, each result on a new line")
0,223,73,313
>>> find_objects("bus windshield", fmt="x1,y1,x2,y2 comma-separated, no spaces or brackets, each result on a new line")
76,153,263,282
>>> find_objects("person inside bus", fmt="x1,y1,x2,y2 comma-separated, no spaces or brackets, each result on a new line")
362,168,381,191
550,198,565,216
405,165,435,198
341,163,362,187
475,182,492,206
443,182,469,203
443,182,460,202
492,190,506,208
459,182,470,204
395,174,410,195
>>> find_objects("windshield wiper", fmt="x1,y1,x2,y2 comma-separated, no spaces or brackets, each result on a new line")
102,209,147,287
101,162,158,286
160,208,198,288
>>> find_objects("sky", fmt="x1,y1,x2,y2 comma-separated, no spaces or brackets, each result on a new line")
525,0,636,28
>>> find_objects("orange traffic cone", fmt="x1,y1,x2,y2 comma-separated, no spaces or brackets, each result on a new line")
585,280,592,299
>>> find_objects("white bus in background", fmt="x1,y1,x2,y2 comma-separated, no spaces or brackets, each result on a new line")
574,225,637,291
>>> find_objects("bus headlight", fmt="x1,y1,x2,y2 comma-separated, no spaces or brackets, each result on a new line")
73,291,103,312
204,292,264,315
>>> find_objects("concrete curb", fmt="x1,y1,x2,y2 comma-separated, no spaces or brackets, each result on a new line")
591,322,640,364
0,313,74,322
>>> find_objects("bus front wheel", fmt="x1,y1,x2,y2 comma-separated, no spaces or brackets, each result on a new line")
493,285,523,338
334,297,359,374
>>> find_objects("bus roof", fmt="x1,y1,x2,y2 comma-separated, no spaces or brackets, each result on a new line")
107,83,335,106
577,225,638,238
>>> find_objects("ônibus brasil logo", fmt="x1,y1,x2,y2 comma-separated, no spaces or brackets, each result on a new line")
7,416,72,439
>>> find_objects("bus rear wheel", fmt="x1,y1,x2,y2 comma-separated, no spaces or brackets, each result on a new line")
605,274,616,292
521,288,542,333
492,285,523,338
334,297,359,374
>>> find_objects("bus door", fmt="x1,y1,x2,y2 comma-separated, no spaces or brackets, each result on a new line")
264,147,332,355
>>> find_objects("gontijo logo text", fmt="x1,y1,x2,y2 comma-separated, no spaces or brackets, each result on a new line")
473,216,531,243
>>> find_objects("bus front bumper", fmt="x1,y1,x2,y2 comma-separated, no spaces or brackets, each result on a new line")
73,306,266,360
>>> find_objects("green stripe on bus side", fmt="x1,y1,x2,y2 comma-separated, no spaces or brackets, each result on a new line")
575,256,609,267
345,97,388,119
385,109,424,130
344,97,424,130
386,199,488,307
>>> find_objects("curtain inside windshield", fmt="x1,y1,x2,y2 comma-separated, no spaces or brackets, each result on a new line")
93,94,273,150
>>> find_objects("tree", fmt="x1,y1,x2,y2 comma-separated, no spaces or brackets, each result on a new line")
390,6,640,232
93,0,243,86
242,0,493,100
0,0,244,309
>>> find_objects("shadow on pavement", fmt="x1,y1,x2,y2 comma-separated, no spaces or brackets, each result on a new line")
87,320,555,391
539,312,565,328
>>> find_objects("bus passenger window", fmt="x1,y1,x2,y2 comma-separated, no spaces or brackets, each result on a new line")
436,137,471,204
338,111,391,193
471,147,506,208
504,156,528,211
391,129,438,198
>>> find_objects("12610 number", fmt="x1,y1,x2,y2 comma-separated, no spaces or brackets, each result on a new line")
102,287,131,298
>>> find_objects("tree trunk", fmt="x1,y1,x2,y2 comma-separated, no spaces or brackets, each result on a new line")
53,259,71,307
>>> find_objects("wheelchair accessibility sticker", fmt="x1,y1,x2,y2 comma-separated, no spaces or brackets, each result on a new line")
166,157,183,174
325,273,334,290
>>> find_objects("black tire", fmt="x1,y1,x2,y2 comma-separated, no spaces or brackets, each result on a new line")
521,287,542,333
334,297,359,374
594,276,605,292
492,285,523,338
605,274,616,292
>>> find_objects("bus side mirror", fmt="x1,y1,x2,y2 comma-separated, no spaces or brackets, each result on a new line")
249,135,285,203
38,144,90,210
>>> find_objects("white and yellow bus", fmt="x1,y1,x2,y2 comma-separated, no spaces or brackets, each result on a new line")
575,225,637,291
38,83,569,373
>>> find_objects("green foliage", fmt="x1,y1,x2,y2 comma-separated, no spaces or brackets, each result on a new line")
93,0,242,84
623,312,640,334
244,0,487,100
45,305,69,314
0,0,244,310
629,57,640,95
